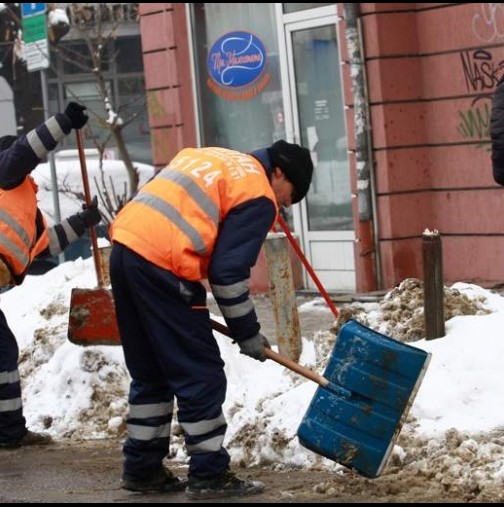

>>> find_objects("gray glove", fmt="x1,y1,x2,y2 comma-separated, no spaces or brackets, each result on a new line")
238,333,271,362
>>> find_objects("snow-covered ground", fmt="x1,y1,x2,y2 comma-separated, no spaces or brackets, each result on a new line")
5,149,504,498
7,255,504,496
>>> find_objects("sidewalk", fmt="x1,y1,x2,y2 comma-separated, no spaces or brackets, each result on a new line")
207,293,339,346
0,439,339,504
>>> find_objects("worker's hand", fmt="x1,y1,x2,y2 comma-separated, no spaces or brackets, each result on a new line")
64,102,88,129
78,196,102,228
238,332,271,362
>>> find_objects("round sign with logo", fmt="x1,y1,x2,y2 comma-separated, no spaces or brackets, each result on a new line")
207,31,267,88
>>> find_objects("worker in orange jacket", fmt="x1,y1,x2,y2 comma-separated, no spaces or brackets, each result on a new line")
0,103,102,449
109,140,313,499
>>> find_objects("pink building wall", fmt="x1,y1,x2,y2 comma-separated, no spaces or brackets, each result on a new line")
139,3,504,292
139,4,196,167
341,3,504,288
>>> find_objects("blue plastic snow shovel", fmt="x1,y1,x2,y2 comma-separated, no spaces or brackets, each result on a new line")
297,319,431,478
211,318,430,478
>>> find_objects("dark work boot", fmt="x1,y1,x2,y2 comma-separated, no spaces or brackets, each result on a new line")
0,430,53,449
121,467,187,493
186,469,264,499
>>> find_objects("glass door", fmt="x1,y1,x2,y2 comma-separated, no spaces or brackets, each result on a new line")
282,13,356,291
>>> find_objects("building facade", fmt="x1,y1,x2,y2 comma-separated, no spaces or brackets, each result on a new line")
47,3,152,163
139,3,503,293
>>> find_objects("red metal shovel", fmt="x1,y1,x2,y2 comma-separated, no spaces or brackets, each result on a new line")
67,130,120,346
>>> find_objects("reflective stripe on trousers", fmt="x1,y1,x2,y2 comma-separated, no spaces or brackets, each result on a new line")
110,243,231,479
0,308,26,442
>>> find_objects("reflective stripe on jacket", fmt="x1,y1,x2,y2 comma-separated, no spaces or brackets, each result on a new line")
111,147,278,281
0,176,48,280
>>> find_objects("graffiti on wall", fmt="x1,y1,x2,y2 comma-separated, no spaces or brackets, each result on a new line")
146,90,173,162
147,90,166,119
458,40,504,148
456,4,504,148
472,3,504,43
457,95,491,149
461,49,503,92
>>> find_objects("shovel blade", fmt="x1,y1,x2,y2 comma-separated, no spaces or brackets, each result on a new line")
297,319,430,478
68,287,121,346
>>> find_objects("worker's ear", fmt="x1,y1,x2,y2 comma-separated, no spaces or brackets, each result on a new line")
272,166,284,180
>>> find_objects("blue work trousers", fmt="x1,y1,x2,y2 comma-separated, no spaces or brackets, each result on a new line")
0,308,26,443
110,243,230,480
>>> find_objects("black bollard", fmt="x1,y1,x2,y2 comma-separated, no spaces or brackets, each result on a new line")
422,230,445,340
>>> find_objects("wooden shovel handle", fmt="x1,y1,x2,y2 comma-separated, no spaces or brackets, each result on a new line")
210,318,329,389
75,130,105,288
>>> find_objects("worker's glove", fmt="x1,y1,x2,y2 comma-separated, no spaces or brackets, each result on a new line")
238,333,271,362
78,196,102,228
64,102,88,129
66,196,102,238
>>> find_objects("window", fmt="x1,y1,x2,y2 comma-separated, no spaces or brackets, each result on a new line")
191,3,286,151
283,4,333,14
61,41,110,74
116,36,143,73
47,33,151,163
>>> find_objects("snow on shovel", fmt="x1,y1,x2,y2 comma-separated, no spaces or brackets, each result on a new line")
67,130,120,346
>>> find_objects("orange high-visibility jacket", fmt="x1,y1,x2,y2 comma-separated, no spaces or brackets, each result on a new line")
111,147,278,281
0,176,49,279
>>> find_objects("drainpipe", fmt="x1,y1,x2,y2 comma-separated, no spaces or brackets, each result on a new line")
343,3,382,291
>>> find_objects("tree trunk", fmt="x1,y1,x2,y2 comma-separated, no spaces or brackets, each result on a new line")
111,126,139,197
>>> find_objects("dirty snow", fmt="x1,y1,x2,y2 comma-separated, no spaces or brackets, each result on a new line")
6,256,504,497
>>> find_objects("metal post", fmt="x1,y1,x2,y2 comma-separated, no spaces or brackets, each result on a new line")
264,232,302,362
40,69,64,263
422,230,445,340
344,3,380,291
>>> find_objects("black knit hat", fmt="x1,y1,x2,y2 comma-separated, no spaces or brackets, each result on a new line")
268,140,313,204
